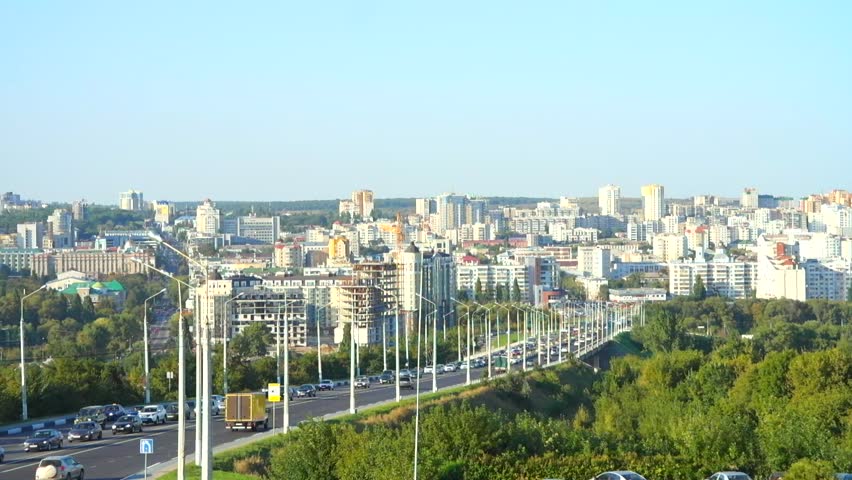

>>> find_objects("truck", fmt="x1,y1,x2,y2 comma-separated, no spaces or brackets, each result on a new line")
224,393,269,431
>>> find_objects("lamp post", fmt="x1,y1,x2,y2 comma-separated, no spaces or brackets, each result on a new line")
133,259,191,480
150,239,211,477
143,288,167,404
312,302,335,383
496,304,512,373
222,292,245,395
471,301,495,379
415,293,437,392
374,286,401,402
449,297,472,385
20,284,47,420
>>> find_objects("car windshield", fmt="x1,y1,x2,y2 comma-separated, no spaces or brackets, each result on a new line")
624,474,647,480
79,407,100,416
142,406,158,412
75,422,95,429
299,385,311,389
321,380,331,384
105,405,120,412
39,459,62,467
728,476,751,480
165,404,178,412
33,430,53,437
118,415,136,422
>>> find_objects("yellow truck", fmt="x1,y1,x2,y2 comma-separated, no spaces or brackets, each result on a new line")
224,393,269,431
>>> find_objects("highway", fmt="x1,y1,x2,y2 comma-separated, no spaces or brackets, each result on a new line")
0,368,493,480
0,308,636,480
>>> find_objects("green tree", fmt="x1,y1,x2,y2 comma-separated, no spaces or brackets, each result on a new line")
692,274,707,300
635,305,689,352
511,279,522,303
230,322,271,359
784,459,835,480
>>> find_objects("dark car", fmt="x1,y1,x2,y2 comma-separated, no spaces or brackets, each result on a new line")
164,402,194,421
67,421,102,442
75,405,107,428
103,404,126,422
111,414,143,435
296,384,317,398
379,373,394,384
398,375,415,390
24,429,64,452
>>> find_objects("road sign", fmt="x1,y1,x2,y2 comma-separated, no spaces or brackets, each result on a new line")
267,383,281,402
140,438,154,455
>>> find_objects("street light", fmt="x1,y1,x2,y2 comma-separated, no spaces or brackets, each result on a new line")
222,292,245,395
311,301,335,383
132,258,191,480
143,288,168,404
414,293,437,392
449,297,472,386
20,284,47,420
471,301,496,379
373,285,401,402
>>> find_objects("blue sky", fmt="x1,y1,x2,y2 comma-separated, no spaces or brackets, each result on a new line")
2,1,851,204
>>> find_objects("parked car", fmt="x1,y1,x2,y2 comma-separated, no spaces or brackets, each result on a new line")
592,471,648,480
354,376,371,388
379,372,394,384
423,365,435,374
23,429,64,452
288,387,297,401
112,414,143,434
296,384,317,398
34,455,84,480
706,472,753,480
835,475,852,480
193,398,220,416
103,404,126,422
444,363,457,372
75,405,107,428
138,404,167,425
398,375,415,390
317,379,336,391
67,421,102,442
0,445,5,463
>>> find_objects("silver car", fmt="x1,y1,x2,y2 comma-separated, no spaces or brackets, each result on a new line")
593,471,648,480
706,472,753,480
35,456,84,480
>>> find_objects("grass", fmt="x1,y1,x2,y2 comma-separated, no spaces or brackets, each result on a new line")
157,465,258,480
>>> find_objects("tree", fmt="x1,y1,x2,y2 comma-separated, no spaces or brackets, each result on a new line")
599,285,610,301
511,279,522,303
692,274,707,300
230,322,270,359
635,306,689,352
474,279,485,303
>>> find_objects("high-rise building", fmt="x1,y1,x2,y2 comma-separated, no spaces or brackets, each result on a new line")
119,190,144,211
641,184,665,221
741,187,759,209
598,184,622,216
71,200,87,221
577,246,611,278
16,222,45,249
47,209,74,248
152,200,175,224
652,234,688,262
222,215,280,243
195,199,221,235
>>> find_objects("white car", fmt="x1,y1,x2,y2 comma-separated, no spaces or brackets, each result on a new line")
138,405,167,424
444,363,457,372
593,471,648,480
211,395,226,413
705,472,753,480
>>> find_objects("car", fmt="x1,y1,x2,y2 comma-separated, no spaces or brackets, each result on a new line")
423,365,434,374
317,379,335,391
288,387,297,401
398,375,415,390
75,405,107,428
444,363,457,372
0,445,5,463
67,421,102,442
193,398,220,416
458,361,469,370
296,384,317,398
211,395,226,413
103,404,126,422
24,429,64,452
593,471,648,480
164,402,193,421
379,373,394,384
706,472,753,480
399,368,412,377
766,473,785,480
34,455,84,480
112,414,143,434
138,405,167,425
835,475,852,480
354,376,371,388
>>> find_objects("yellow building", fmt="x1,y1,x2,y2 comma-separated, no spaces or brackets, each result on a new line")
328,236,351,265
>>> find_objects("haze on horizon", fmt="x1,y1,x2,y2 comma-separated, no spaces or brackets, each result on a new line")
2,1,851,204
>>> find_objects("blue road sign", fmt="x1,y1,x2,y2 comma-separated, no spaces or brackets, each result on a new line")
140,438,154,455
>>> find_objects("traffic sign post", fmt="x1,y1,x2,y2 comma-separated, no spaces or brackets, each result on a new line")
268,383,280,433
140,438,154,480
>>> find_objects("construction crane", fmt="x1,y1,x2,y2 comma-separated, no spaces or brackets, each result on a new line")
378,211,406,256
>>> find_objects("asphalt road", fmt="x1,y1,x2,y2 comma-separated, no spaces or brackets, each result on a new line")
0,367,495,480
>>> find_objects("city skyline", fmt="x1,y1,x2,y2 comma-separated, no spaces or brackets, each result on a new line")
3,2,851,203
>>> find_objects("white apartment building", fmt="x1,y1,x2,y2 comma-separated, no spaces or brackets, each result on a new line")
457,264,529,301
669,254,757,299
195,199,221,235
16,222,45,249
641,184,665,221
223,215,280,243
119,190,144,211
598,184,621,216
741,187,759,209
577,246,611,278
652,234,688,262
